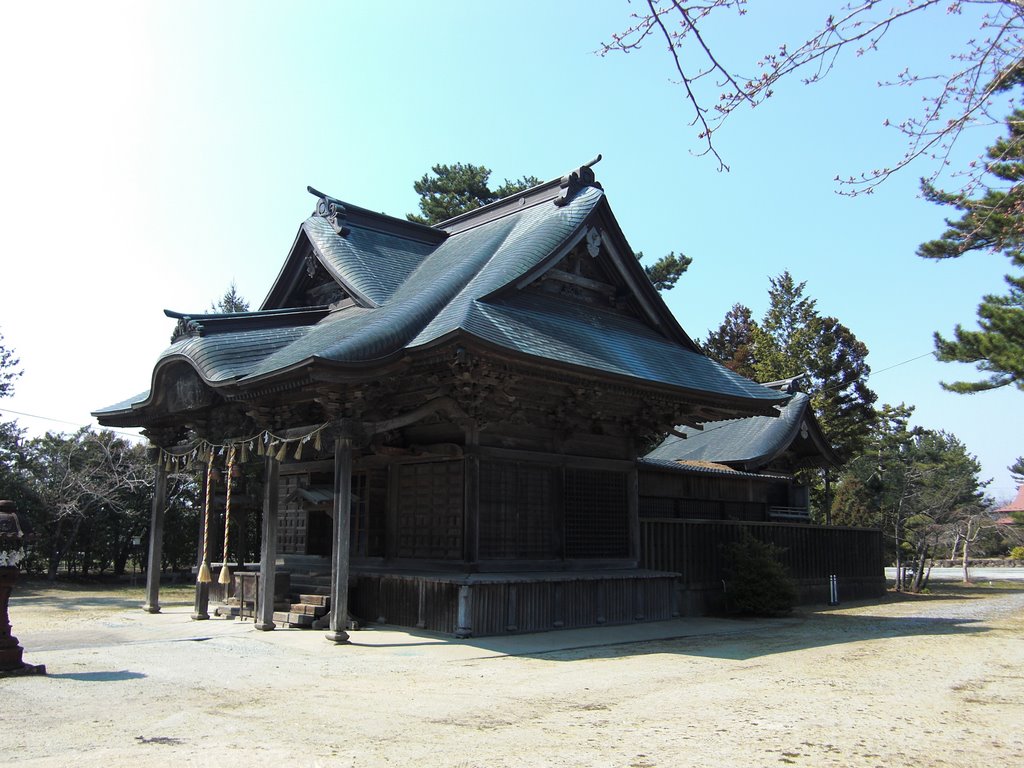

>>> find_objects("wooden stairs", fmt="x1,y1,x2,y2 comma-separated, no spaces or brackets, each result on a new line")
273,593,330,628
216,560,359,630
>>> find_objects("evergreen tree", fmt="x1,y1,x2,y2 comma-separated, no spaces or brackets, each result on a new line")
1010,456,1024,486
211,281,250,314
832,404,986,591
918,102,1024,392
744,272,877,460
0,328,21,400
407,163,540,225
637,250,693,292
808,316,877,461
0,330,32,510
703,303,757,378
751,272,821,382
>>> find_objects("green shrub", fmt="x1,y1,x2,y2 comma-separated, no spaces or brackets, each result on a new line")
722,532,797,616
1010,546,1024,561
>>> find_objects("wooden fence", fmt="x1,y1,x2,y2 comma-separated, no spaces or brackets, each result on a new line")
640,518,886,613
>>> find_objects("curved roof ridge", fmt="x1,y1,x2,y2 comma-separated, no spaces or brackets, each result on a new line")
410,187,602,347
241,218,525,376
303,216,436,306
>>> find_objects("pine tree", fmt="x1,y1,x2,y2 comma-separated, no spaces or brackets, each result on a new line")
407,163,540,225
1010,456,1024,486
638,251,693,293
918,103,1024,392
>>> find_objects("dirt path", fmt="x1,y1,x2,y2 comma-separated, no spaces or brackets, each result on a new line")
4,581,1023,767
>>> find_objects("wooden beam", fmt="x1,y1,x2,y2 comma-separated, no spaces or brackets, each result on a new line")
363,397,469,435
542,268,617,296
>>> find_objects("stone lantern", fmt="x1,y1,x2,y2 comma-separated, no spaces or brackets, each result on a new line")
0,500,46,677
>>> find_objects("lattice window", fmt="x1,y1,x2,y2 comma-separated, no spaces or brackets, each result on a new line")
350,472,369,556
479,461,558,560
564,468,629,558
639,496,675,518
396,461,464,560
277,475,307,554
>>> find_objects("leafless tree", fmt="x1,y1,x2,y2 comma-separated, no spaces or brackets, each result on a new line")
600,1,1024,192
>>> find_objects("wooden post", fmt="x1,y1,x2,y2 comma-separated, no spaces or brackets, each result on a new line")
255,455,280,631
463,421,479,566
191,465,210,621
142,450,166,614
326,436,352,644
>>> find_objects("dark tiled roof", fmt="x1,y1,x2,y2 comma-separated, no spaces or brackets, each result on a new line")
95,173,787,419
457,293,778,400
303,216,434,306
637,457,783,481
645,392,837,470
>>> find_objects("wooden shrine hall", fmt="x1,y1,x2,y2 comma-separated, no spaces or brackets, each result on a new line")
94,159,790,639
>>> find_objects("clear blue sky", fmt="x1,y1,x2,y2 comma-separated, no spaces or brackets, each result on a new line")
0,1,1019,500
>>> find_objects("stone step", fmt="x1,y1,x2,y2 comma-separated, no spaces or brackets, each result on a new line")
296,594,330,607
273,611,316,627
288,603,328,616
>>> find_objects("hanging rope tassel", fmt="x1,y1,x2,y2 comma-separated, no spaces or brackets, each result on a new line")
197,450,215,584
218,446,236,585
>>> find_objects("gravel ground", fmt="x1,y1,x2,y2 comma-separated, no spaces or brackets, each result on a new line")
4,579,1024,768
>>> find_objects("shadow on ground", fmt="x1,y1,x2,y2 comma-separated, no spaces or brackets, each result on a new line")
46,670,147,682
349,584,1024,662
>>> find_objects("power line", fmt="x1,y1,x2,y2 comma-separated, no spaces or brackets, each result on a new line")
0,406,141,440
865,351,937,381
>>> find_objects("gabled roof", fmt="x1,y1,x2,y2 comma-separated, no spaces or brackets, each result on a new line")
996,484,1024,515
645,390,840,471
94,162,787,423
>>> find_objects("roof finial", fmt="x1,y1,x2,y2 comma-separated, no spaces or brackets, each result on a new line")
554,155,604,207
307,186,350,236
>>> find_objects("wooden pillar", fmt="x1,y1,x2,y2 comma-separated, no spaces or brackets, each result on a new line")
191,466,211,621
463,421,479,566
255,455,280,631
326,437,352,644
142,450,167,614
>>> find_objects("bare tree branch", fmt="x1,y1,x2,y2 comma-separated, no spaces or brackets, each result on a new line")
601,0,1024,192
